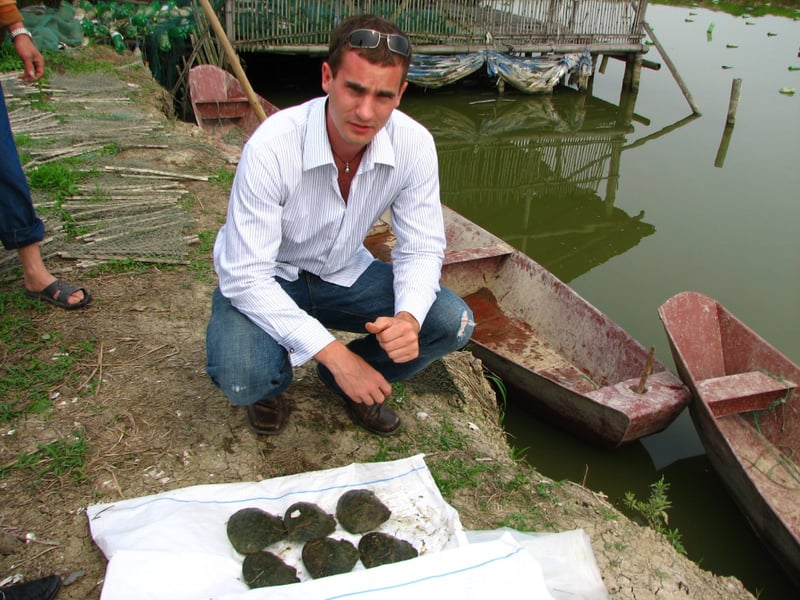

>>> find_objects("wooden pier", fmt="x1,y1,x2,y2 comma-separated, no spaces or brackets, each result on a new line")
216,0,651,92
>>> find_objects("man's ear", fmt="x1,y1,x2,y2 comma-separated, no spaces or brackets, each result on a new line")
321,61,333,93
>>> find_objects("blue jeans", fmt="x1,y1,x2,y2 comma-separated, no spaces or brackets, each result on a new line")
206,260,474,406
0,83,45,251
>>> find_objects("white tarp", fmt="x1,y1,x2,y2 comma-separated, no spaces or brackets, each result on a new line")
87,454,606,599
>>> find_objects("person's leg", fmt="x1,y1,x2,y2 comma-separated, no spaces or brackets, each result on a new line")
1,86,86,306
309,260,474,382
205,287,294,407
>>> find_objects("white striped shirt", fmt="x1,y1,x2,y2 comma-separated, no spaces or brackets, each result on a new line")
214,96,445,366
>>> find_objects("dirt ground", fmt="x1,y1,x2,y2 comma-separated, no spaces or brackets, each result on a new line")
0,47,756,599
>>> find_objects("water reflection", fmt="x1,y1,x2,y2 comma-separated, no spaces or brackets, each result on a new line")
401,87,675,282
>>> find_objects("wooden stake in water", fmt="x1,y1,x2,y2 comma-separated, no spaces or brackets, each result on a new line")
633,348,656,394
726,78,743,125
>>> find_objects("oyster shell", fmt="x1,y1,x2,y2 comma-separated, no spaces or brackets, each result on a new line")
242,551,299,588
336,489,391,533
301,537,360,579
226,507,286,554
283,501,336,542
358,531,418,568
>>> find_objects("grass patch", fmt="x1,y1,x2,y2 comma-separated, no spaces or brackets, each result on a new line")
0,290,96,421
210,168,235,189
0,429,89,483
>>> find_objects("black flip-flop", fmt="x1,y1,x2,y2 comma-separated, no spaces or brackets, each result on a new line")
24,279,92,310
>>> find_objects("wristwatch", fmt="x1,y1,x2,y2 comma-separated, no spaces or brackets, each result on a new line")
9,26,32,40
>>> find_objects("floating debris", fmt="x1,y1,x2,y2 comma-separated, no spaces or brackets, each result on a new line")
789,66,800,71
767,32,778,37
283,502,336,542
358,532,418,568
227,508,286,554
242,551,299,588
779,87,796,95
302,537,360,579
726,44,739,49
722,65,734,69
336,489,392,534
685,18,694,23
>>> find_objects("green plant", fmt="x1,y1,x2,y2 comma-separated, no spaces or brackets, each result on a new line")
431,455,493,497
26,161,82,202
0,290,96,420
623,476,686,554
1,429,89,482
210,168,235,189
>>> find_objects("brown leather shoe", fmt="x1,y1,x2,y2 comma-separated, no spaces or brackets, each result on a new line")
245,395,288,435
317,364,401,436
344,399,401,437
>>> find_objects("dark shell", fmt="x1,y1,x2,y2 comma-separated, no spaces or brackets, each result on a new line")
358,532,418,568
227,507,287,554
283,501,336,542
242,551,299,588
336,489,391,534
301,537,360,579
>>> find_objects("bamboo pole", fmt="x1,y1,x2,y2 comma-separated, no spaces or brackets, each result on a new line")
197,0,267,123
726,78,742,125
642,21,701,115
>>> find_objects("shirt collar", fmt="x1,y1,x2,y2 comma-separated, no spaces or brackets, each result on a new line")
302,97,397,172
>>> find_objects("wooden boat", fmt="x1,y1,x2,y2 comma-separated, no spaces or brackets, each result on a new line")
188,64,279,138
365,206,690,446
658,291,800,586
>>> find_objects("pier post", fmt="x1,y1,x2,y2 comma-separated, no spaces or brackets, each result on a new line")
622,54,642,92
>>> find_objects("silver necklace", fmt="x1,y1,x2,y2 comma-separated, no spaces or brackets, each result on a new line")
332,147,364,174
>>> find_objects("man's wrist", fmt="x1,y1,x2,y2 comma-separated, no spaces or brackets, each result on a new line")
9,26,32,41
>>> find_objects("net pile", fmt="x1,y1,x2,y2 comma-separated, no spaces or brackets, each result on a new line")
2,67,203,280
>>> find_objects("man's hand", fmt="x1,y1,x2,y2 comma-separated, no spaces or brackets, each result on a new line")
365,312,420,364
315,341,392,405
11,27,45,82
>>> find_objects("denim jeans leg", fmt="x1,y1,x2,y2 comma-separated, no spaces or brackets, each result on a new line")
205,287,293,406
309,261,475,383
0,85,45,251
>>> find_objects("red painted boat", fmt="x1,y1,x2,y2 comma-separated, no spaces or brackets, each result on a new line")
658,291,800,587
188,64,279,138
366,206,690,446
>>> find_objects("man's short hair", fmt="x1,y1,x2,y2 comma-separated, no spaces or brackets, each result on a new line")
328,14,412,80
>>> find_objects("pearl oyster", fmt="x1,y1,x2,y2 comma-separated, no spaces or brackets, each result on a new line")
358,531,418,568
226,507,286,554
283,501,336,542
301,536,360,579
336,489,391,533
242,551,299,588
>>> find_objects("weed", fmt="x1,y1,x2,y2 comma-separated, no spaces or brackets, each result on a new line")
483,370,508,422
623,476,686,554
210,168,235,189
391,382,407,405
85,258,153,276
1,429,89,482
431,455,492,497
0,291,96,420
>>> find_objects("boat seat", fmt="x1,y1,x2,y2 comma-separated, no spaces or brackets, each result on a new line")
444,244,513,266
699,371,797,418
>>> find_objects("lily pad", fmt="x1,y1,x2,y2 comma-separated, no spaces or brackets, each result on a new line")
284,502,336,542
242,551,299,588
302,537,360,578
227,507,286,554
358,532,418,568
336,489,391,533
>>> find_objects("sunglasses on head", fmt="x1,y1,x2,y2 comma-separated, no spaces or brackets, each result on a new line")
347,29,411,57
